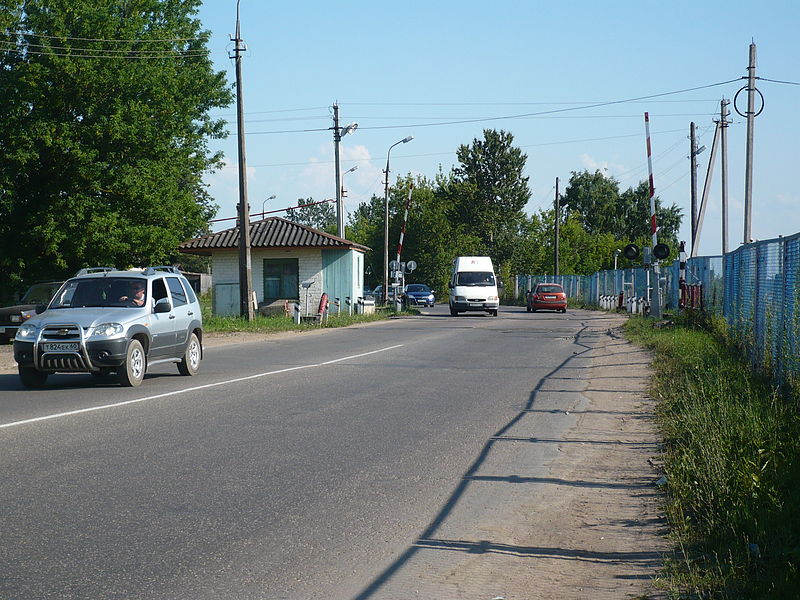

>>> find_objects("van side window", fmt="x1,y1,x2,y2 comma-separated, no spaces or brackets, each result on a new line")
166,277,188,307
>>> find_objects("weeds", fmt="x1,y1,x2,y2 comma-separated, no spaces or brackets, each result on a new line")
625,316,800,598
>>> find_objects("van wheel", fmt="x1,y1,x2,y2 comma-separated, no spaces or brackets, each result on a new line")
178,333,201,376
491,310,499,317
19,366,48,388
117,339,146,387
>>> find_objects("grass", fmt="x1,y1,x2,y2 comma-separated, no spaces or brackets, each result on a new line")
199,293,415,334
624,313,800,598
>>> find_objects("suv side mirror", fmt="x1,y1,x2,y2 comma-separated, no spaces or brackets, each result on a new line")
35,304,47,314
154,298,172,313
448,282,454,289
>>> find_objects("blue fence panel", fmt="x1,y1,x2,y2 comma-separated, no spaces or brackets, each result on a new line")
516,232,799,384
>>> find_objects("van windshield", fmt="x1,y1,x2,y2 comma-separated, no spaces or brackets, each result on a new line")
456,272,495,286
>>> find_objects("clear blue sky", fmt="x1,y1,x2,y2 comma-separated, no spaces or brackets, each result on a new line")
196,0,799,257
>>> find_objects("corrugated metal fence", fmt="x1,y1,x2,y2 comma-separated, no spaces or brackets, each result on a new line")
516,231,800,383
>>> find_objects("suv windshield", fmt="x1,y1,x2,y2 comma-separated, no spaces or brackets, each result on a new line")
456,272,495,286
50,278,148,309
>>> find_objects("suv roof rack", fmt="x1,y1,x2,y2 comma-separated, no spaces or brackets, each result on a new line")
143,265,182,276
74,267,115,276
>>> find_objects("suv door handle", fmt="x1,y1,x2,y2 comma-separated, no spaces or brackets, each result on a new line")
169,315,176,319
187,311,193,316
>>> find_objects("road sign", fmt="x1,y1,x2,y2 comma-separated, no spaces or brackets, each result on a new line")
406,260,417,272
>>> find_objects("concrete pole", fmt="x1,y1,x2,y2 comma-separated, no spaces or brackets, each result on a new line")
743,42,756,245
690,122,698,255
721,98,730,254
554,177,560,276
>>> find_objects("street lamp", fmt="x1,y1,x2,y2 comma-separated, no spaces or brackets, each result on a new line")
383,135,414,305
339,165,358,238
261,194,276,220
613,248,621,270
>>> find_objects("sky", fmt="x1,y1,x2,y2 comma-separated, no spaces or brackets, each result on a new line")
195,0,800,258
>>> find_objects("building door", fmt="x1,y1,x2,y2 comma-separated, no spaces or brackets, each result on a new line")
263,259,299,302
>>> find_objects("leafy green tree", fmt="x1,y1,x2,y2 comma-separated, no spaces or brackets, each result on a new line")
561,170,683,260
560,170,621,235
0,0,231,299
450,129,531,266
284,197,335,233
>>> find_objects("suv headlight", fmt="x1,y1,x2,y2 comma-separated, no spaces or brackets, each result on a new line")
91,323,124,338
16,322,39,339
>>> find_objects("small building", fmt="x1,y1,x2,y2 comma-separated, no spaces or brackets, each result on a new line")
179,217,370,316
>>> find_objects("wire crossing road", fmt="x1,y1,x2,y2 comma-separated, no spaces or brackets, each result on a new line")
0,306,662,599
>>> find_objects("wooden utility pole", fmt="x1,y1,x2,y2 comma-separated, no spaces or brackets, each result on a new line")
233,0,254,320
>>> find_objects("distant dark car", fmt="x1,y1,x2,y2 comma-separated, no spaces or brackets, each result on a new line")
0,281,64,344
403,283,435,307
371,285,399,303
527,283,567,313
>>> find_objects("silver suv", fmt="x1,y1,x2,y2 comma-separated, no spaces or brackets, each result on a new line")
13,266,203,388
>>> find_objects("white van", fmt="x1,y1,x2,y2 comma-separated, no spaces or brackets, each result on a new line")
448,256,499,316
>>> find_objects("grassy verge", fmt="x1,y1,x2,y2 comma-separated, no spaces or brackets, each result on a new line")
624,314,800,598
200,294,415,334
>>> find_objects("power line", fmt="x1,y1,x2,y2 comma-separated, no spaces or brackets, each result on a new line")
0,39,205,55
756,76,800,86
2,30,197,43
244,78,744,135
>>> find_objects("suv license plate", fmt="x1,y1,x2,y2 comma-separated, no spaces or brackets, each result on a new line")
42,342,79,352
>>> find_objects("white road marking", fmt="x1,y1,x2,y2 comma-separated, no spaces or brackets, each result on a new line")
0,344,404,430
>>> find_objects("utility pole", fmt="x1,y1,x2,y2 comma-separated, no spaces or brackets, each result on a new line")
553,177,560,276
689,122,698,254
743,42,756,245
721,98,730,254
333,103,344,238
233,0,253,320
693,122,720,257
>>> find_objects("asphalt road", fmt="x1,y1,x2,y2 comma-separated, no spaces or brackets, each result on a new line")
0,305,600,599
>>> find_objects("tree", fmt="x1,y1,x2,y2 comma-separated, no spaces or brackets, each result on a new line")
0,0,232,299
284,197,336,233
560,170,621,235
562,171,683,260
450,129,531,266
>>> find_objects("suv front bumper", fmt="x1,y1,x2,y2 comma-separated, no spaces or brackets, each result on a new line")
14,337,129,372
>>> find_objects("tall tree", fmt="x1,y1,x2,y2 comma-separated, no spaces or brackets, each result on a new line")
284,197,335,233
450,129,531,266
562,170,683,258
0,0,231,297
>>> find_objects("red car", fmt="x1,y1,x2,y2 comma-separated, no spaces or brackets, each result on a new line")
527,283,567,313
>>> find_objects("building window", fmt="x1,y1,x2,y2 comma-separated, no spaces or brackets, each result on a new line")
263,258,299,301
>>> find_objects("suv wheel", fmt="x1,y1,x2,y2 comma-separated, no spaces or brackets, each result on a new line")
177,333,201,376
19,366,48,388
117,339,146,387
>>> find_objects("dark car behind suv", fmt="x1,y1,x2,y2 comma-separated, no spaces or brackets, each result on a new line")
0,281,64,344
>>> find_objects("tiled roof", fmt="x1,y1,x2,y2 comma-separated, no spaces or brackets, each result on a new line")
179,217,370,255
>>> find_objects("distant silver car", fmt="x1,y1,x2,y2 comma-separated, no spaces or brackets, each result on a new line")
13,266,203,388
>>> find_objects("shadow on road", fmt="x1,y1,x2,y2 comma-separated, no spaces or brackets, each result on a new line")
353,320,660,599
